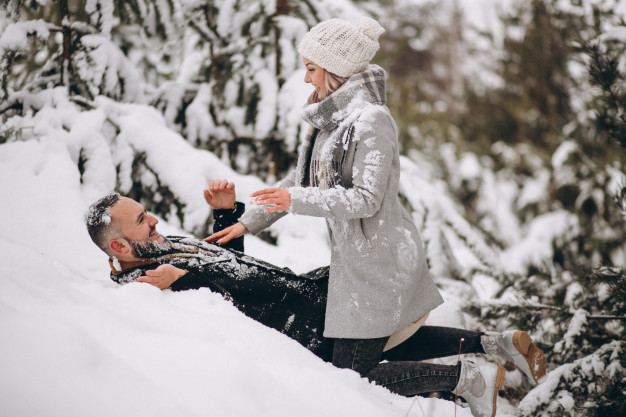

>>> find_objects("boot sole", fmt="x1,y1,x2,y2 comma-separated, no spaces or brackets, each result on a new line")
491,366,506,417
512,330,547,384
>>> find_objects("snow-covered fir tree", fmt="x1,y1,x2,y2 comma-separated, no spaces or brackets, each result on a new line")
444,1,626,415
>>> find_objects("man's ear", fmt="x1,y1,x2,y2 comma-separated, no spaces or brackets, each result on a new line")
110,238,130,255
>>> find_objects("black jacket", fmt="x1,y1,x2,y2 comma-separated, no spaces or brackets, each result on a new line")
110,204,333,361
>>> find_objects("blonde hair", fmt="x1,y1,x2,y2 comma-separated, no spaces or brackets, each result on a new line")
306,70,349,106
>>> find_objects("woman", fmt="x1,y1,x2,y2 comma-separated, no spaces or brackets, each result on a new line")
208,18,545,417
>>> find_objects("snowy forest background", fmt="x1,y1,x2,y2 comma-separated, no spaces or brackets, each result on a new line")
1,0,625,416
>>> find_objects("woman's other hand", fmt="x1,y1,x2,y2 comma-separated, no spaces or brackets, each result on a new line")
250,188,291,213
205,222,248,245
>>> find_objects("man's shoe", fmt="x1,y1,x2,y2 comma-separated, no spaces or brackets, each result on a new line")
481,330,546,385
454,360,505,417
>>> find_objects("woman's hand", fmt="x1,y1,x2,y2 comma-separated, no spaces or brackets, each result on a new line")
204,179,236,210
250,188,291,213
137,264,187,290
205,222,248,245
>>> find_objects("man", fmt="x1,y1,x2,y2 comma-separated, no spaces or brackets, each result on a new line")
86,181,546,417
86,180,332,361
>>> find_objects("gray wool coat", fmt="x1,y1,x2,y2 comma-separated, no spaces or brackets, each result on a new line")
240,65,443,339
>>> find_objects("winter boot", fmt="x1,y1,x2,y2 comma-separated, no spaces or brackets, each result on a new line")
454,360,506,417
481,330,546,385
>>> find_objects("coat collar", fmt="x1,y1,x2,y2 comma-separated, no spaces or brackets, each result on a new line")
108,242,217,275
302,65,387,131
109,257,156,275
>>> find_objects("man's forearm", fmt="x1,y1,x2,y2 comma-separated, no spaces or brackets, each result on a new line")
213,202,245,252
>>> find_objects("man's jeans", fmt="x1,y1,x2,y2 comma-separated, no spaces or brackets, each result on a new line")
331,326,485,396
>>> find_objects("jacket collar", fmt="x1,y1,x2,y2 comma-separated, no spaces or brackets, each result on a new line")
108,242,217,275
302,65,387,131
109,257,157,275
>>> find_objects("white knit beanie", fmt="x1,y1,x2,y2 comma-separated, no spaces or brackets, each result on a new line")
297,17,385,78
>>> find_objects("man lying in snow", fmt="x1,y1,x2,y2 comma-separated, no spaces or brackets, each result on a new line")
86,180,546,417
86,182,332,360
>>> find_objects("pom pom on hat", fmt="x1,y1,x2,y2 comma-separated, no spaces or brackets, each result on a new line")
355,16,385,41
298,17,385,78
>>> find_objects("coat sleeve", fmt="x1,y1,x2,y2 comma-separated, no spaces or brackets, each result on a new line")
168,267,233,298
213,202,246,252
289,109,397,219
168,255,312,301
238,169,296,235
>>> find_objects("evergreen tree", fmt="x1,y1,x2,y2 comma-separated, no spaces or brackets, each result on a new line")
459,0,581,154
370,0,472,154
144,0,357,181
0,0,359,234
0,0,143,115
457,1,626,415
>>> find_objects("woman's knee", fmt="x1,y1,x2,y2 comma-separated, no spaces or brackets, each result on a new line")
331,337,388,376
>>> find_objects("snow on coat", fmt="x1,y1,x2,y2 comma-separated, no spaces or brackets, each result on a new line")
240,65,444,339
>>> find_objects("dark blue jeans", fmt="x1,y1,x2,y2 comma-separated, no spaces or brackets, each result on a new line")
331,326,485,396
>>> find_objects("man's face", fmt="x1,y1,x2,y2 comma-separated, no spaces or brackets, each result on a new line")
110,197,165,244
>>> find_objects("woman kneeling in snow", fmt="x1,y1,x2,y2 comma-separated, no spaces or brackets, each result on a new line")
204,17,547,417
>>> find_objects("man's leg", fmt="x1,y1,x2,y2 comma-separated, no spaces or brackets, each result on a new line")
382,326,485,362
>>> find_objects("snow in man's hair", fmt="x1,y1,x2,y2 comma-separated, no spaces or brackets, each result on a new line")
85,193,121,253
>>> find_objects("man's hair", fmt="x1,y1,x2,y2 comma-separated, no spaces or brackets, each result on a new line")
85,193,121,254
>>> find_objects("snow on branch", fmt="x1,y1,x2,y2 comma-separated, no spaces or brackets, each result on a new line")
518,340,625,417
0,20,51,52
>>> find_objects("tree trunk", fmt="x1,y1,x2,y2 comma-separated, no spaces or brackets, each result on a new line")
59,0,71,90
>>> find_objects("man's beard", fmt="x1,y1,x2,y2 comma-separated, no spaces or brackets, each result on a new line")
128,236,173,259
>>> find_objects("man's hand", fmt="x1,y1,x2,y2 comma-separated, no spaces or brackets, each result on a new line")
205,222,248,245
250,187,291,213
204,179,236,210
137,264,187,290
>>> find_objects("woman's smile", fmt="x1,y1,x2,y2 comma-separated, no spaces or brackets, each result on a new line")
303,57,327,99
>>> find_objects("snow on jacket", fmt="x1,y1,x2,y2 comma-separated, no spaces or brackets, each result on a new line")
109,205,333,361
240,65,444,339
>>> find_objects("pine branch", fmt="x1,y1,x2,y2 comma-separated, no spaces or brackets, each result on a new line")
614,182,626,212
468,300,626,321
59,0,71,89
0,99,22,117
587,314,626,320
583,38,626,148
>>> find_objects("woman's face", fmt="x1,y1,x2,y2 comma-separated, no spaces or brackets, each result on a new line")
303,58,327,99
